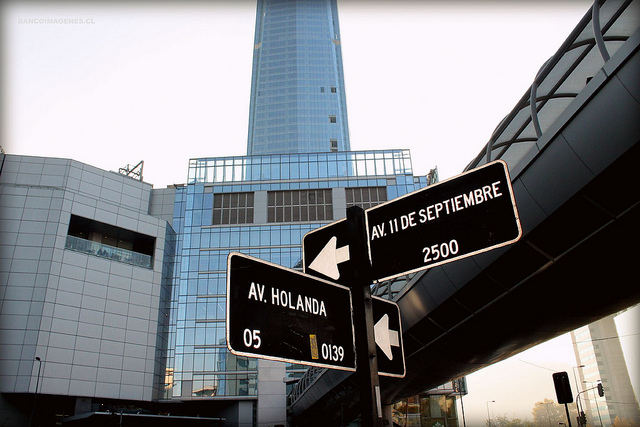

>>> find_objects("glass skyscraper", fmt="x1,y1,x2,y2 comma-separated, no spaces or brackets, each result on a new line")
0,1,437,425
570,314,640,425
247,0,351,155
162,1,437,425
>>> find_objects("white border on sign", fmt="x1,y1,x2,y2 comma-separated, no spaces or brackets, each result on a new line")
301,217,347,277
365,159,523,282
225,251,358,372
372,296,406,378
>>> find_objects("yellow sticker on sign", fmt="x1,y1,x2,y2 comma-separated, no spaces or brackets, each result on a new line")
309,334,319,359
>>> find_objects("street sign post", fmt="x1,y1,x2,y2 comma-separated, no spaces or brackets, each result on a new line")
275,160,520,425
366,160,521,281
372,296,405,378
344,207,384,427
226,252,356,371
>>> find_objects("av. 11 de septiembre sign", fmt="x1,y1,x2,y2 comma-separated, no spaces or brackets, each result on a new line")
226,252,357,371
366,160,522,281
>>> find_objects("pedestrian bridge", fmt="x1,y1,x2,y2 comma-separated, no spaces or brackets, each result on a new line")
289,0,640,424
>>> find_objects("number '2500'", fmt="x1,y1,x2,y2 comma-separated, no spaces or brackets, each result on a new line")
423,240,459,263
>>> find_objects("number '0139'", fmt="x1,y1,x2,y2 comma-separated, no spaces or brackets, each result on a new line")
321,343,344,362
423,240,459,263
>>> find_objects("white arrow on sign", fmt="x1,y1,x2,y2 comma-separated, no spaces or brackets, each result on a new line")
374,314,400,360
308,236,350,280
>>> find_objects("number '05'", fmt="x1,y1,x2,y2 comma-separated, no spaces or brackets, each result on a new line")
423,240,459,263
243,329,261,348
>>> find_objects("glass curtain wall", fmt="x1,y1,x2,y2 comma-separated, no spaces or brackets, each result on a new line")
164,150,435,401
247,0,351,155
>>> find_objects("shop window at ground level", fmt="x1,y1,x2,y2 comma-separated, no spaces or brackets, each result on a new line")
392,395,458,427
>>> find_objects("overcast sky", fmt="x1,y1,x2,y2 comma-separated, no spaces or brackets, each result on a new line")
2,0,638,423
2,0,597,186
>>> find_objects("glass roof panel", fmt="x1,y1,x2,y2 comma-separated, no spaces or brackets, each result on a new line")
498,142,538,170
466,0,638,171
493,107,531,142
536,98,575,134
605,4,640,36
537,44,593,96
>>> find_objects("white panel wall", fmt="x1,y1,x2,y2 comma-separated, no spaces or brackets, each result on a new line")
0,155,171,402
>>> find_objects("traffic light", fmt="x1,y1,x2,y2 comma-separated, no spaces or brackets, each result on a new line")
598,382,605,397
579,411,587,426
552,371,573,404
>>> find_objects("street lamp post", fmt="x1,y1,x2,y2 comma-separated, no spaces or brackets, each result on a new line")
486,400,495,427
584,381,604,426
576,382,605,427
594,380,604,427
572,365,585,394
573,366,585,426
29,356,42,427
544,400,553,427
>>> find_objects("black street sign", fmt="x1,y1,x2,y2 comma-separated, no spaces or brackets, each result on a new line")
303,161,521,283
302,218,352,286
226,252,357,371
372,297,405,378
366,160,522,281
304,226,406,377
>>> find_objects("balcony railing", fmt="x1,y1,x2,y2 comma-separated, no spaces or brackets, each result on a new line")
65,235,152,269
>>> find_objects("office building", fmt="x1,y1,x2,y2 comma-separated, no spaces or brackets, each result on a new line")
0,154,175,425
247,0,351,155
0,1,440,425
571,313,640,425
0,150,435,426
165,150,434,425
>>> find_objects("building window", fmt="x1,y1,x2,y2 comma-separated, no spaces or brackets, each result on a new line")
330,139,338,152
268,189,333,223
213,192,255,225
65,215,155,269
392,395,459,426
320,87,325,93
331,86,337,93
329,115,336,123
346,187,387,210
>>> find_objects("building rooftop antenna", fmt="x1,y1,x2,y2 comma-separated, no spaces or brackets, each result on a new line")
118,160,144,181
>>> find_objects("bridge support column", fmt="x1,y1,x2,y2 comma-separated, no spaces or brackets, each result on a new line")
382,404,394,426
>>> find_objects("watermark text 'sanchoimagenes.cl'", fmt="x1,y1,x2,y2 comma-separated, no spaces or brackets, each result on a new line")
18,18,96,25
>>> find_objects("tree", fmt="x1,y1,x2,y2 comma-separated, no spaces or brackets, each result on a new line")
613,417,639,427
531,398,573,427
485,413,534,427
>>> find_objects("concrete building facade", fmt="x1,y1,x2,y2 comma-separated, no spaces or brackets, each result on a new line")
0,150,435,426
0,154,174,425
571,313,640,425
